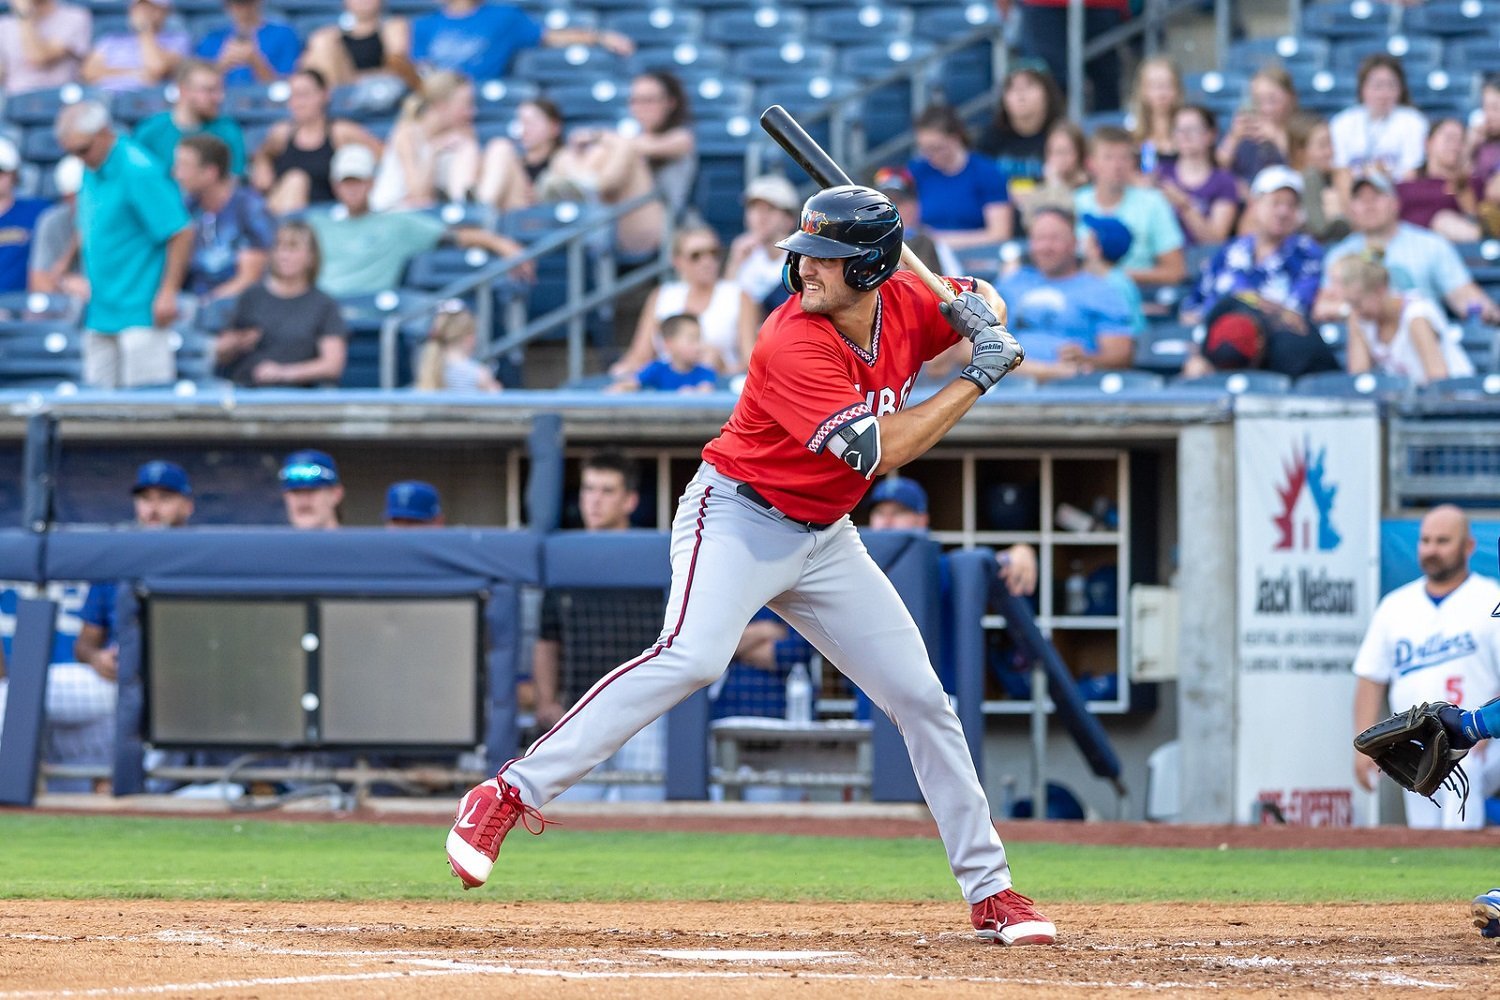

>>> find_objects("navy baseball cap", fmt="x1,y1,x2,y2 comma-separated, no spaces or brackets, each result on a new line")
279,449,340,491
133,460,191,497
1081,214,1133,265
385,480,441,522
868,477,928,514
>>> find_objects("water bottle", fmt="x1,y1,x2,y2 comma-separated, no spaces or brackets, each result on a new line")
785,661,813,724
1065,561,1088,617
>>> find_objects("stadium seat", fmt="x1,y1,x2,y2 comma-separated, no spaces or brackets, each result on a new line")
1174,370,1293,394
0,320,84,385
603,7,705,49
1041,371,1165,393
681,76,753,121
1227,35,1330,75
222,82,292,125
1294,369,1411,397
1455,241,1500,284
110,85,171,127
729,43,837,85
1292,71,1357,115
693,119,753,237
511,45,627,85
807,5,915,48
0,291,82,324
1403,0,1500,37
909,3,997,105
472,79,541,123
328,78,409,122
21,127,64,167
336,291,432,388
1133,321,1197,374
1450,32,1500,75
1301,0,1398,40
1329,35,1444,77
627,43,733,81
3,85,106,127
702,6,809,49
1184,71,1249,121
1419,373,1500,397
543,79,629,125
950,241,1010,285
194,294,239,333
402,246,528,313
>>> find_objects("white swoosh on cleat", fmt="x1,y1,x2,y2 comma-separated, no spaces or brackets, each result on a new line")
455,798,483,830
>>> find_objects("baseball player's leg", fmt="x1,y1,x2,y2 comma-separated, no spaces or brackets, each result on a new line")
769,525,1011,904
500,476,812,809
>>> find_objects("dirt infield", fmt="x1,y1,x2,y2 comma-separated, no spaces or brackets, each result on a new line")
3,898,1496,998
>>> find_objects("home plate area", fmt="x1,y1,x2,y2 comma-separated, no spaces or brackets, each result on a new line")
2,900,1494,998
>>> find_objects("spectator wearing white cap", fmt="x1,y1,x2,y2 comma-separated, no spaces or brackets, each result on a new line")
307,142,527,298
1314,171,1500,325
0,0,91,97
724,173,800,311
28,155,85,296
80,0,189,92
0,136,51,293
57,99,193,388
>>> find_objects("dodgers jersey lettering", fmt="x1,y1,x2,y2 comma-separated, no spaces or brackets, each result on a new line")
703,270,972,523
1353,573,1500,712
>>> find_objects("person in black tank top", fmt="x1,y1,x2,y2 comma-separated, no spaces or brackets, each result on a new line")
299,0,420,89
476,97,565,210
251,68,383,215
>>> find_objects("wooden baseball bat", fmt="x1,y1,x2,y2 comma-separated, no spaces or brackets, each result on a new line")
758,103,956,305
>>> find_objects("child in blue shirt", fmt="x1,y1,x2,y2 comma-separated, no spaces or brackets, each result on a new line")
610,313,718,393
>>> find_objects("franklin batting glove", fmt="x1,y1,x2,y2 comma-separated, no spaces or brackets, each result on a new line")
939,290,1000,342
959,324,1023,393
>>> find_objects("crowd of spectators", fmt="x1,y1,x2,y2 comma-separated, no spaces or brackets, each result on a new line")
0,0,1495,395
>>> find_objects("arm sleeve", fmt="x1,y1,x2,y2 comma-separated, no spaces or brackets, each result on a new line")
317,292,347,340
194,29,224,60
512,8,543,48
976,156,1009,206
1431,234,1473,296
262,24,302,74
758,329,871,455
78,583,111,630
1352,600,1393,683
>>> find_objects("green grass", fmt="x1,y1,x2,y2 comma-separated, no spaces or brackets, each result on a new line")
0,814,1492,903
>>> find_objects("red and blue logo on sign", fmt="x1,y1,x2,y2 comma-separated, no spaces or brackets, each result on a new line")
1273,438,1340,552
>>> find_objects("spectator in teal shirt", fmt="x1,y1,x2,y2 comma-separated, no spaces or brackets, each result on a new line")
133,60,248,175
58,100,192,388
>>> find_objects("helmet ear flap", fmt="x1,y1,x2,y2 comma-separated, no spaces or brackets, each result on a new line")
782,252,803,294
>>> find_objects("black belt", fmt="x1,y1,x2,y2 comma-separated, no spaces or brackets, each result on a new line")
735,483,836,531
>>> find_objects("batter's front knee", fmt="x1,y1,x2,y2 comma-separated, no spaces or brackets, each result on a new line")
659,631,742,690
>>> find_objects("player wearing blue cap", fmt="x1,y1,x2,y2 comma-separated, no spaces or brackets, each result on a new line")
384,480,444,527
279,449,343,529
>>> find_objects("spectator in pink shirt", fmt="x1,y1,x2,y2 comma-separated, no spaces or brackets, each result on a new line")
81,0,188,92
0,0,92,96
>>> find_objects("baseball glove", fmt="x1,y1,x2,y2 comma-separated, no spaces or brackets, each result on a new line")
1353,702,1470,809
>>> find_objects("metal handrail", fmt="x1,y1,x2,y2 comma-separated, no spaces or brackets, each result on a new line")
377,190,670,388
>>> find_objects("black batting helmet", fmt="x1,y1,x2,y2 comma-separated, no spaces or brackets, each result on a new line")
777,184,903,295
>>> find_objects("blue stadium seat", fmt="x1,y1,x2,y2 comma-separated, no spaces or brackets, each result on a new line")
1174,370,1293,394
1133,320,1197,374
1455,240,1500,283
401,246,528,317
511,45,627,85
1042,371,1165,393
909,3,999,106
194,294,239,333
807,5,915,48
1294,369,1411,397
1301,0,1397,40
1408,68,1476,119
0,291,81,324
0,320,84,385
1294,71,1358,115
1450,31,1500,75
336,290,432,388
289,11,340,41
110,85,171,127
837,38,939,143
1184,71,1249,121
415,202,501,230
950,241,1010,285
172,328,218,382
500,202,608,328
1081,110,1129,135
755,77,860,118
222,82,292,125
1403,0,1500,37
1227,35,1330,75
628,43,732,81
603,7,705,49
543,80,629,125
702,6,809,48
1418,373,1500,397
729,42,837,85
1330,35,1444,77
4,85,106,127
683,76,753,121
328,78,409,122
271,0,344,14
472,79,540,122
693,118,753,237
21,127,64,167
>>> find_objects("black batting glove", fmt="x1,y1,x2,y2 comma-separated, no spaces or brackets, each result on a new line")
959,324,1024,393
939,290,1000,342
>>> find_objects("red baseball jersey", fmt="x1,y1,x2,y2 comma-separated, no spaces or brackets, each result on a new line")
703,270,971,523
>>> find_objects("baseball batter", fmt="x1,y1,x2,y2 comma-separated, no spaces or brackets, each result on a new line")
1353,505,1500,828
447,184,1055,945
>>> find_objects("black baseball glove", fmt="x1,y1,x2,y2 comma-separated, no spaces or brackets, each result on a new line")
1353,702,1471,809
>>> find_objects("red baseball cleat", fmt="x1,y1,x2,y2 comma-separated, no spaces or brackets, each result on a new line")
445,776,551,889
971,889,1056,946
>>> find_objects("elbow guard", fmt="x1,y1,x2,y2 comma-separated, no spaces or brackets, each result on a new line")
826,414,881,479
